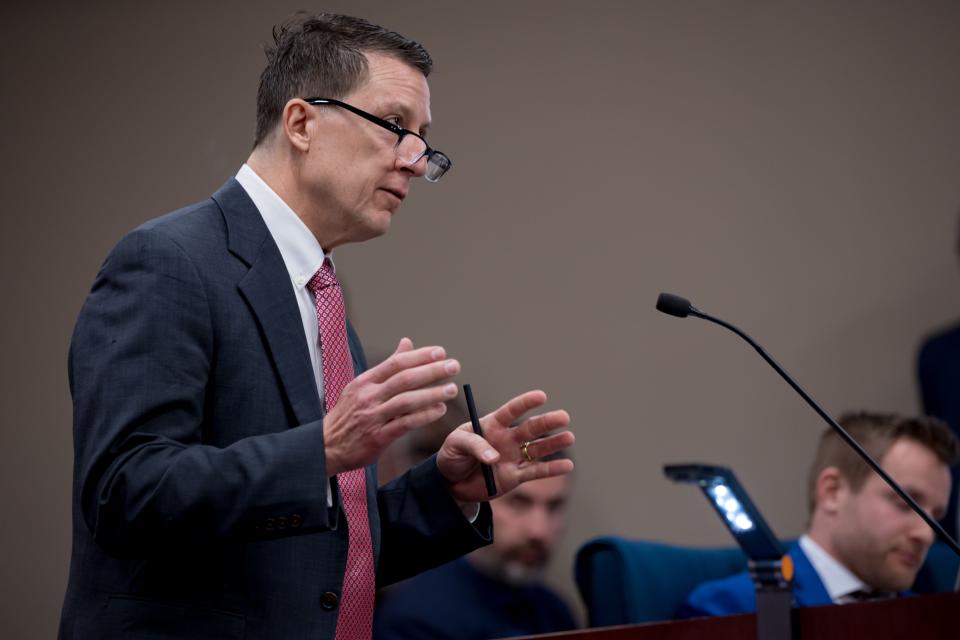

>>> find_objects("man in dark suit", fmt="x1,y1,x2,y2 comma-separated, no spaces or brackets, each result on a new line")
59,13,573,639
918,213,960,538
374,452,577,639
679,412,955,618
919,326,960,537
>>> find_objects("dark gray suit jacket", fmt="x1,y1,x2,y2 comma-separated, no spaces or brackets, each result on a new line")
59,179,491,639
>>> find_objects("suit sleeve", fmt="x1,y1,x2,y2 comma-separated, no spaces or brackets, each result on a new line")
70,227,337,556
375,456,492,587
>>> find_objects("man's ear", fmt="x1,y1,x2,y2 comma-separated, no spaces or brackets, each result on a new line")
281,99,312,153
815,466,846,515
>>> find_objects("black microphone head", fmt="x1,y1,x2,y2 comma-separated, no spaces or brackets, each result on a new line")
656,292,692,318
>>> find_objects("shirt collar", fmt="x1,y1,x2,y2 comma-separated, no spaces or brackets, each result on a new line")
235,163,332,289
799,534,869,602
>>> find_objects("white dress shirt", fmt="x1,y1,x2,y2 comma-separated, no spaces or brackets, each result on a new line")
798,534,870,603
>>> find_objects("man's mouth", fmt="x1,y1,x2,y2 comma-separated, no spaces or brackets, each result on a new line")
507,544,548,568
893,548,922,568
382,186,406,202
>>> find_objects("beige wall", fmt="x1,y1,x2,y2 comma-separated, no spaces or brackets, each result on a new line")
3,1,960,636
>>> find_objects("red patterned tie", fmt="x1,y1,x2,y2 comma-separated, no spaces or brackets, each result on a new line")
308,259,375,640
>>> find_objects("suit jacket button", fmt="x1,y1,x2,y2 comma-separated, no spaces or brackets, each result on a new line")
264,518,275,531
290,514,303,528
320,591,339,610
276,516,288,530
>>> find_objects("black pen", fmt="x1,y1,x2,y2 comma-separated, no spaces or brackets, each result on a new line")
463,384,497,497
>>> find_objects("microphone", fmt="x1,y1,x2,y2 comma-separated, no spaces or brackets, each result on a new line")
655,291,960,559
655,293,693,318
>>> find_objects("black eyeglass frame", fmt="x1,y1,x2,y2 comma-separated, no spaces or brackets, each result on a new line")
302,97,452,180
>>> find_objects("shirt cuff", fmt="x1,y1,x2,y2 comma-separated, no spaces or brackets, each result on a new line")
462,502,480,522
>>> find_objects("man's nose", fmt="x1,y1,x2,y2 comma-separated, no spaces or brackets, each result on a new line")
524,509,553,542
908,511,936,547
397,153,428,177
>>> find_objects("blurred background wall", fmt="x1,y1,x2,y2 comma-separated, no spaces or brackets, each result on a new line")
2,1,959,636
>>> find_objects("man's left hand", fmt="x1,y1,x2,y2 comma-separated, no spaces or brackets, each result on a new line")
436,390,574,504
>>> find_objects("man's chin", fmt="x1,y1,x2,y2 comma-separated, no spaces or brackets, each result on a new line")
500,561,547,586
370,211,394,236
871,567,918,592
351,217,391,243
468,547,549,585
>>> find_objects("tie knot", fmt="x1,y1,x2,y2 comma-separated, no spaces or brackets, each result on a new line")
847,589,895,602
307,259,337,294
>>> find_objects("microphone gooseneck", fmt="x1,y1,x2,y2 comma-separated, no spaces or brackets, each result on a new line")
655,291,960,559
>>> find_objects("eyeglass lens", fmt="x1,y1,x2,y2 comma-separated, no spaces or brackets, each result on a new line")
395,134,450,182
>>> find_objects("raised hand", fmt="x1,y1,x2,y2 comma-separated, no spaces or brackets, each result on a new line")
437,390,574,504
323,338,460,475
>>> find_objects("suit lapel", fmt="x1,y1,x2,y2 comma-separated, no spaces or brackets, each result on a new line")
790,544,833,607
213,179,325,427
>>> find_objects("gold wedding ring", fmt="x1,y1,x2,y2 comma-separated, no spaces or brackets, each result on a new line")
521,440,535,463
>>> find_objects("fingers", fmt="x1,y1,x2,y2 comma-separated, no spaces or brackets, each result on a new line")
376,382,460,427
450,429,500,464
349,339,462,435
487,390,548,429
379,401,450,443
519,429,575,461
376,357,460,400
435,428,501,483
437,393,574,503
514,410,571,444
361,339,445,384
359,341,460,399
514,457,575,484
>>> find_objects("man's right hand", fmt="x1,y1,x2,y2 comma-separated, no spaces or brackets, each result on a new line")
323,337,459,476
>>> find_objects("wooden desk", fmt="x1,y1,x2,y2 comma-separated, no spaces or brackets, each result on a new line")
511,592,960,640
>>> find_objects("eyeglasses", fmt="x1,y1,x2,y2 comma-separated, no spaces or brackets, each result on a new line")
302,97,452,182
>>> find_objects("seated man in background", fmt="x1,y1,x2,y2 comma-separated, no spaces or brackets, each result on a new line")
917,211,960,537
680,412,956,617
373,403,576,639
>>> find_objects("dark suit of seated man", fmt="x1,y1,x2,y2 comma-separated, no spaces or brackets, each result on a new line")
679,412,956,618
918,320,960,538
373,452,576,639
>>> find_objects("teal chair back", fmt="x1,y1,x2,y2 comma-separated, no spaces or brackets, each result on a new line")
575,537,748,626
575,536,958,627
